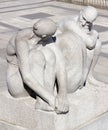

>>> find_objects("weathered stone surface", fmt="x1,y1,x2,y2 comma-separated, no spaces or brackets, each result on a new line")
0,83,108,130
0,1,108,129
80,112,108,130
0,90,55,130
0,120,28,130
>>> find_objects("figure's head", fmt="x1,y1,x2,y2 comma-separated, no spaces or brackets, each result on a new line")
79,6,98,31
33,18,57,38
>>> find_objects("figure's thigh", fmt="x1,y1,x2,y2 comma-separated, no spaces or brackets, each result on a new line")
7,63,28,98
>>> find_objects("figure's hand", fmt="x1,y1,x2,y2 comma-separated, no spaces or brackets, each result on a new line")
48,96,55,110
55,94,69,114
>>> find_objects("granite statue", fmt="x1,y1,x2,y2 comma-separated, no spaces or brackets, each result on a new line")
6,18,69,114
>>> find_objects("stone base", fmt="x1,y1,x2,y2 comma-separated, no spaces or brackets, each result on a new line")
0,82,108,130
0,121,28,130
80,112,108,130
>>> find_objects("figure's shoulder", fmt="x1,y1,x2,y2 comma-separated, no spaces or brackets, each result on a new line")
16,28,32,40
58,16,74,27
91,29,99,38
57,16,78,33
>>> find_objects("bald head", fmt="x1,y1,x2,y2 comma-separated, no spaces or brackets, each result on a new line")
78,6,98,32
33,18,57,37
82,6,98,23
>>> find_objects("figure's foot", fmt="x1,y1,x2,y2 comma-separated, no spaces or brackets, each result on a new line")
87,75,107,87
55,94,69,114
35,100,54,112
9,90,29,99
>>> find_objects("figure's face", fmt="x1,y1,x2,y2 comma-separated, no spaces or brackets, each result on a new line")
79,12,93,32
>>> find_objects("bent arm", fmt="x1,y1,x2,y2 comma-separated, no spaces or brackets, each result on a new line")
79,33,96,50
7,33,17,56
64,21,98,50
73,27,98,50
54,46,67,96
15,37,55,107
54,45,69,113
83,30,99,50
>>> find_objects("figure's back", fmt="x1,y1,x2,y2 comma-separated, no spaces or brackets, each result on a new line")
56,31,87,93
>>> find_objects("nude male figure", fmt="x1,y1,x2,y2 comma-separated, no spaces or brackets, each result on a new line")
56,6,104,87
6,19,69,114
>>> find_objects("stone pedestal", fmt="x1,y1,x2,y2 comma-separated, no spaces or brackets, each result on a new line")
0,82,108,130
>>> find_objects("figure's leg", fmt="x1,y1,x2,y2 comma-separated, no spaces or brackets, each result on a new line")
7,63,29,98
82,48,94,86
87,40,107,86
89,40,101,75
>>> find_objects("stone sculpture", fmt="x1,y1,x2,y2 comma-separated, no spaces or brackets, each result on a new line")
6,6,103,115
3,5,108,130
6,18,69,114
56,6,103,88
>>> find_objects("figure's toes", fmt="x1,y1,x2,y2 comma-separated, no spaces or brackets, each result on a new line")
62,105,69,114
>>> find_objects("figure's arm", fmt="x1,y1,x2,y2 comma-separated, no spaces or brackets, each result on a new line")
89,38,101,74
7,33,17,56
84,30,99,50
72,27,98,50
53,45,69,113
15,36,55,108
56,51,67,96
56,63,67,96
64,20,98,50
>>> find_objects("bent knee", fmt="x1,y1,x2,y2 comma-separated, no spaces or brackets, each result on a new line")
7,77,28,98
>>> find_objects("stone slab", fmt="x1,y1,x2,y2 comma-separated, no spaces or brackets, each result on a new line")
0,82,108,130
79,112,108,130
0,120,28,130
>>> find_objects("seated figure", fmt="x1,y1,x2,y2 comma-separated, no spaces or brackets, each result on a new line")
56,6,105,88
6,18,69,114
